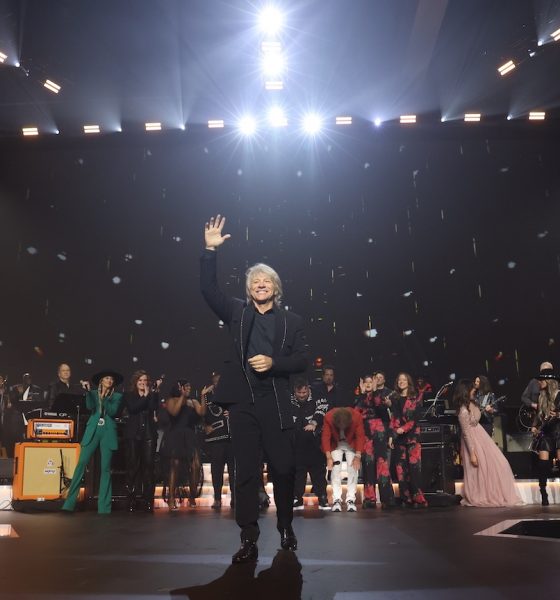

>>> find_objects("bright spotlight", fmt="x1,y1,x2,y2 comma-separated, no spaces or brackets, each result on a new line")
208,119,225,129
374,118,382,127
268,106,287,127
22,127,39,137
258,6,284,36
44,79,61,94
464,113,481,122
529,111,546,121
498,60,515,76
400,115,416,124
265,80,284,90
551,27,560,42
0,51,7,63
335,116,352,126
238,116,257,136
84,125,100,134
302,114,323,135
145,122,162,131
261,52,286,77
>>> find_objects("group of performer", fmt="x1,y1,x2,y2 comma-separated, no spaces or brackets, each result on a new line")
1,214,558,565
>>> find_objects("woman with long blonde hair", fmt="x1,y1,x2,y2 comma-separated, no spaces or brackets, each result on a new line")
531,369,560,505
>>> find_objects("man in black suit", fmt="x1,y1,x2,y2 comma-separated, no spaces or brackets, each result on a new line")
200,215,308,564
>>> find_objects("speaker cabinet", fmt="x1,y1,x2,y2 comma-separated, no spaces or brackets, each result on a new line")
12,442,80,500
420,444,455,495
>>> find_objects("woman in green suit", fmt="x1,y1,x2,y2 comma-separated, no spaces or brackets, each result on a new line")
62,370,123,514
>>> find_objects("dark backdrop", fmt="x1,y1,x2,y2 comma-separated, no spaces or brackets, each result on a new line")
1,124,559,401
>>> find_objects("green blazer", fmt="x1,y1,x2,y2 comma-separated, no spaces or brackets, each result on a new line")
80,390,123,450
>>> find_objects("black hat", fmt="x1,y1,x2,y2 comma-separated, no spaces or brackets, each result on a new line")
536,368,559,381
92,369,123,387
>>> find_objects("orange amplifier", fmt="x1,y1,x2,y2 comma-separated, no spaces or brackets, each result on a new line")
26,418,74,441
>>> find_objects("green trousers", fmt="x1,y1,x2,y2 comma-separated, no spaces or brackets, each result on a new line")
62,425,115,514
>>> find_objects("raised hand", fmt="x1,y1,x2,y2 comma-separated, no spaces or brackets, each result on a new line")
205,215,231,249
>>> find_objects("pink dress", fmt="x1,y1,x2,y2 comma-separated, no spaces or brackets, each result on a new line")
459,404,523,507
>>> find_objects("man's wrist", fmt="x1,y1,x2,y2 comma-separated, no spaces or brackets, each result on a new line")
205,246,216,252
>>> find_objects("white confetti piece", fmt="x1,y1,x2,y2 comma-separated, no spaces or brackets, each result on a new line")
112,276,122,285
429,336,438,343
403,329,413,336
237,169,243,176
507,261,516,269
57,252,67,261
403,291,413,297
134,319,143,325
449,373,456,381
84,358,93,365
26,247,38,255
364,328,378,338
161,342,170,350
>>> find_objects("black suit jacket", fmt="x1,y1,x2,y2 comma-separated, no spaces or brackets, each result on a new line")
121,391,159,440
200,249,308,430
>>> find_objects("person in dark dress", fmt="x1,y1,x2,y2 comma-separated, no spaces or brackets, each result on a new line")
159,381,205,510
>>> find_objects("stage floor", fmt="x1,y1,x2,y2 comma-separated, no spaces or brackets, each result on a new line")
1,503,559,599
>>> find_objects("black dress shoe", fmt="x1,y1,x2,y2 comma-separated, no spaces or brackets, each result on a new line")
279,527,298,551
232,541,258,564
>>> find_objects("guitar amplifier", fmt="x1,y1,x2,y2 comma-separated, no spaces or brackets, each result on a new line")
419,422,458,445
12,442,80,501
26,418,74,441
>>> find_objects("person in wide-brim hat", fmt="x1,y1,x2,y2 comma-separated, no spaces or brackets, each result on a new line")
62,368,123,515
91,369,123,388
535,368,559,381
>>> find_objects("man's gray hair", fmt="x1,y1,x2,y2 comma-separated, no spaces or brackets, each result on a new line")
245,263,283,307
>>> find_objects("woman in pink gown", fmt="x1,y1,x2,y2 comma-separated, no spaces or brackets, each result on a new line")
455,379,523,507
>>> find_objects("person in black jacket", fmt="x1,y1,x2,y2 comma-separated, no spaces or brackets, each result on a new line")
291,378,329,509
121,370,160,512
201,215,308,565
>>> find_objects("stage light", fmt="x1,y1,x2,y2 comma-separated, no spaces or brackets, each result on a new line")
335,116,352,125
83,125,100,134
498,60,515,76
265,80,284,90
44,79,61,94
261,51,286,78
22,127,39,136
400,115,416,124
208,119,225,129
145,122,161,131
374,118,382,127
268,106,287,127
302,113,323,135
0,51,7,63
529,111,545,121
464,113,481,122
238,116,257,136
261,40,281,53
551,27,560,42
258,6,284,36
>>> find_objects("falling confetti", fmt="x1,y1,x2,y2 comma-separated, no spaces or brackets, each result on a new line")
84,358,93,365
499,167,509,173
429,336,438,343
237,169,243,176
172,236,182,242
134,319,143,325
423,361,429,366
27,247,38,255
449,373,456,381
403,329,413,336
296,170,303,177
402,291,413,297
161,342,170,350
364,162,370,169
449,268,456,274
356,292,363,298
495,351,504,361
33,346,44,357
204,147,209,154
124,253,133,262
507,261,516,269
132,356,139,363
112,276,122,285
57,252,67,261
364,329,378,338
537,231,548,239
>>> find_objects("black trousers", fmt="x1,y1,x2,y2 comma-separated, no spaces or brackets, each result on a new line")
205,440,235,500
229,394,296,543
294,432,326,500
124,437,156,501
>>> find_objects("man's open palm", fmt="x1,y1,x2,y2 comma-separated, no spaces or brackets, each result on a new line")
205,214,231,248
